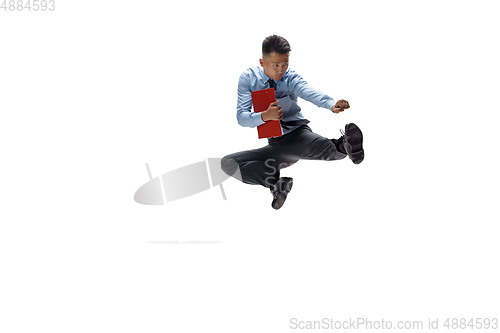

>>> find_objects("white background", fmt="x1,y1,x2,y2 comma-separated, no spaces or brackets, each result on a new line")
1,0,499,332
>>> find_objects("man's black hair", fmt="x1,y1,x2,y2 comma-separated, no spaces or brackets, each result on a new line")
262,35,291,56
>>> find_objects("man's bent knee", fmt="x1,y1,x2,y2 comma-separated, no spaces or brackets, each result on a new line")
221,157,241,180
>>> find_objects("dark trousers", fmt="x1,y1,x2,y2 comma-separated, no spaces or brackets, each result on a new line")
221,125,346,188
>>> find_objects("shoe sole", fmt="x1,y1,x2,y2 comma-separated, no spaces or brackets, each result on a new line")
345,123,364,164
272,178,293,210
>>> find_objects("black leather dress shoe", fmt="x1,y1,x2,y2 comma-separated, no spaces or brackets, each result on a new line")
271,177,293,210
341,123,364,164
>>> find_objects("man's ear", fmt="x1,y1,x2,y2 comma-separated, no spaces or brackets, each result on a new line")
259,58,264,67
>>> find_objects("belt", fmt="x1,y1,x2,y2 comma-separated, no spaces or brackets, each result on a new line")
280,119,310,130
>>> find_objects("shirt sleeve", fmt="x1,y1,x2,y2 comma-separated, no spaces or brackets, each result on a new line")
289,72,336,111
236,72,265,128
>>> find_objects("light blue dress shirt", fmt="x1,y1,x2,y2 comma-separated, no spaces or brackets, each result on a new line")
236,66,336,136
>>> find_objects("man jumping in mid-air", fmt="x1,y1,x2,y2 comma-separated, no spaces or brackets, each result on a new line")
221,35,364,209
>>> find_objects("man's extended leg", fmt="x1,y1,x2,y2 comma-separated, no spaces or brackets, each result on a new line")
279,124,363,164
275,125,347,161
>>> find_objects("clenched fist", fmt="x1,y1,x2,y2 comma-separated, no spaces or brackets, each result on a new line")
332,99,350,114
262,100,283,121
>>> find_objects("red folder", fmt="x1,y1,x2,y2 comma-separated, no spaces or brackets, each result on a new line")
251,88,283,139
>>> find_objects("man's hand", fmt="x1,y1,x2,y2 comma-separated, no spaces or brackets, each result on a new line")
332,99,350,114
262,100,283,121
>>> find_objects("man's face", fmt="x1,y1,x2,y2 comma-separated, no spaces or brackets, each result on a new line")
260,52,289,81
